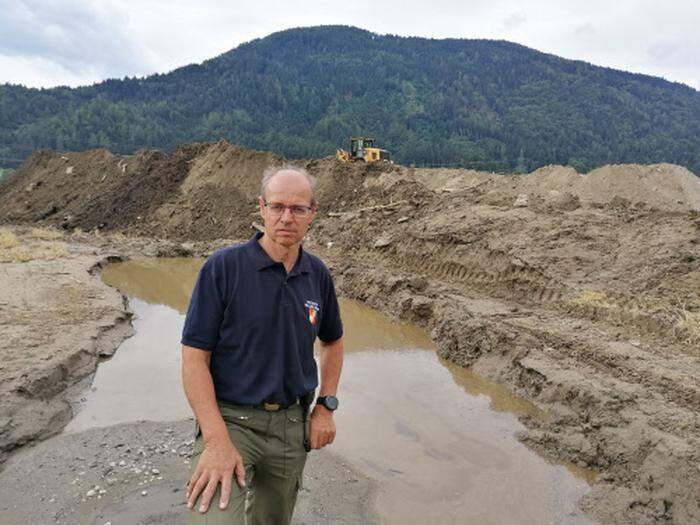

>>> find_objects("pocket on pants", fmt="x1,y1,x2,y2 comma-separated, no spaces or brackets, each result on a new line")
219,404,258,430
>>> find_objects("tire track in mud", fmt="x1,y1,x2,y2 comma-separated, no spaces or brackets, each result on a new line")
395,235,567,303
377,233,689,345
330,249,700,525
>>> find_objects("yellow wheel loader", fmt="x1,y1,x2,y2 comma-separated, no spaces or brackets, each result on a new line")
336,137,391,163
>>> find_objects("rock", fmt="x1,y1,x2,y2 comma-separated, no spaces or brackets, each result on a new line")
86,489,96,497
513,193,529,207
151,468,160,475
397,216,410,223
141,490,148,496
38,205,58,220
373,235,392,248
407,276,428,291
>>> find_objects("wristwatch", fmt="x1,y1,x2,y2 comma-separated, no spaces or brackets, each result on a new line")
316,396,339,411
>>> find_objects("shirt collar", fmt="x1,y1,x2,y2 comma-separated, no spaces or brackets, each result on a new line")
246,232,311,276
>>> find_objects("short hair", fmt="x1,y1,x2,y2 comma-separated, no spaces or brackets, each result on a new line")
260,164,318,206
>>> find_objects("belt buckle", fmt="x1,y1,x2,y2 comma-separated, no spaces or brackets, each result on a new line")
263,402,281,412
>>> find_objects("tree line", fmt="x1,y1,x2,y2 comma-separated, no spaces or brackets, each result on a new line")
1,26,698,174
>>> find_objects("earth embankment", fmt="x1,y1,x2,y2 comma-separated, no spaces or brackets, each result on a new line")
0,141,698,524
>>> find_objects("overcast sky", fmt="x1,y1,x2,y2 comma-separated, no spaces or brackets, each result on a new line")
1,0,698,90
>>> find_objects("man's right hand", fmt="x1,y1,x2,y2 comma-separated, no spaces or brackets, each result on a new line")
186,433,247,513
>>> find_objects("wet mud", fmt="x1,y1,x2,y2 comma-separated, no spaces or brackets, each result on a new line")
0,141,698,524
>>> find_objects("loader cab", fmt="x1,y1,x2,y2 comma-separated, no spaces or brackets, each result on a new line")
350,137,375,160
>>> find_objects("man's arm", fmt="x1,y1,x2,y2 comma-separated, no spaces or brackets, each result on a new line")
309,337,344,449
181,345,246,513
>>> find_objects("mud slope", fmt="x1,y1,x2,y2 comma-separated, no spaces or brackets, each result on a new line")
1,142,699,524
0,229,132,468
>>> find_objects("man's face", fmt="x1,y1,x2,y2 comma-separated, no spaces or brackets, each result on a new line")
259,170,316,247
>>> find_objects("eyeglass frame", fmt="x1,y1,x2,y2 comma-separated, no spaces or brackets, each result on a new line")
260,199,316,218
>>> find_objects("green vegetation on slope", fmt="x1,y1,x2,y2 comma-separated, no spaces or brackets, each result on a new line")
1,26,699,173
0,168,14,181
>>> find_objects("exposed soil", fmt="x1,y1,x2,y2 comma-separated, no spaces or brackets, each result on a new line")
0,141,698,524
0,228,375,524
0,418,375,525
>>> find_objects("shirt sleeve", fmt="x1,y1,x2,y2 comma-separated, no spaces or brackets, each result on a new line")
318,270,343,343
181,256,226,351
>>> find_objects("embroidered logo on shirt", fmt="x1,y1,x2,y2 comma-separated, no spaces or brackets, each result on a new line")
305,300,320,326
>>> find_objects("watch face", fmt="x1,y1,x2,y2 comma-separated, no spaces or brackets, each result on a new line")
323,396,339,410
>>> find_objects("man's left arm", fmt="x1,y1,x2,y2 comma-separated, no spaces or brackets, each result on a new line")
309,336,344,449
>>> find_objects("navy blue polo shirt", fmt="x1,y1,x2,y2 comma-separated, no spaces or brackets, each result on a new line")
181,232,343,406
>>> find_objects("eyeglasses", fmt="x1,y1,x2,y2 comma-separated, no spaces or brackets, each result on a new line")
263,200,315,218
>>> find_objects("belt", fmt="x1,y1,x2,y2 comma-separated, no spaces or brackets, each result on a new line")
252,398,300,412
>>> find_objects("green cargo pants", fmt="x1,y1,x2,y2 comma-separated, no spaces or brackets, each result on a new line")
187,402,308,525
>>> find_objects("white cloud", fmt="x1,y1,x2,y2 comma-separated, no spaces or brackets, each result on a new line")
502,13,527,32
0,0,154,82
0,0,698,89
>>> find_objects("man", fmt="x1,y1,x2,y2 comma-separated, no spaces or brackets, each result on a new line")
181,165,344,524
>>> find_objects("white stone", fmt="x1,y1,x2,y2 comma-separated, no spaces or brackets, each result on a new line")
513,193,529,207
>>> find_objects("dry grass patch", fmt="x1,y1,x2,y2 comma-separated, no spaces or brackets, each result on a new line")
30,227,63,240
0,228,19,249
670,299,700,346
0,227,69,262
675,310,700,344
0,246,32,263
572,290,617,309
110,231,129,241
40,241,70,260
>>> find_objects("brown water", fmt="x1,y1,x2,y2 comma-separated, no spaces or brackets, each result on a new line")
67,258,597,524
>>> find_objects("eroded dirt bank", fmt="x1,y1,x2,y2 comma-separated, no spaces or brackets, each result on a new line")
0,227,132,467
1,141,699,524
0,228,376,524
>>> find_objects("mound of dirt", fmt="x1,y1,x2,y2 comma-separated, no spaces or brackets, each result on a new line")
1,142,699,523
0,144,208,232
521,163,700,211
580,163,700,211
2,143,697,238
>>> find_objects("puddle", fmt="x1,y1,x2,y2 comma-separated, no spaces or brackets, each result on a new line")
67,258,596,524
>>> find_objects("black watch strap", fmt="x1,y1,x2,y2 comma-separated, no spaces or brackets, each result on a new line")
316,396,339,411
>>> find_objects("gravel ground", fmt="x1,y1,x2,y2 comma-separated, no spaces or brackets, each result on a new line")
0,419,377,525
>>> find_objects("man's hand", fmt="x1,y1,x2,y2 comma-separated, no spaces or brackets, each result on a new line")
309,404,336,449
186,433,246,513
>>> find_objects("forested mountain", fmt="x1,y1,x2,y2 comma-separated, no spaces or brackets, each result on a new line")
1,25,699,173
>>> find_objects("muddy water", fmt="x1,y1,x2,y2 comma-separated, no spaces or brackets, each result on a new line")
69,258,596,524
